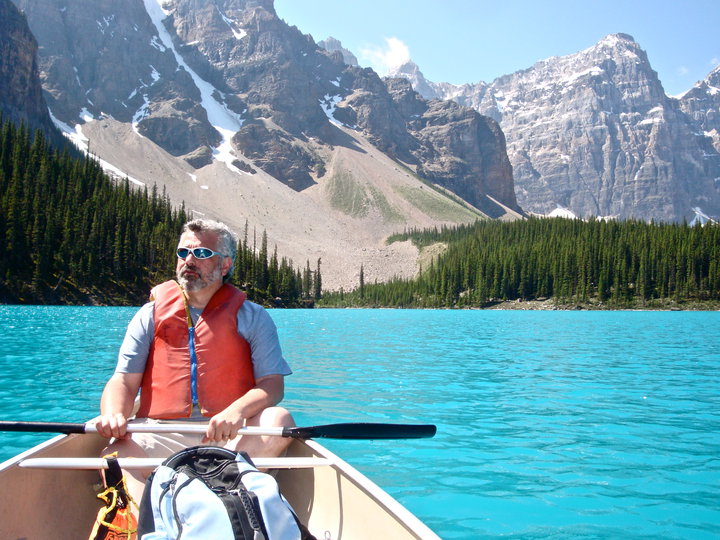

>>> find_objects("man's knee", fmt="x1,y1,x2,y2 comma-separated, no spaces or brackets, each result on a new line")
255,406,295,428
102,437,147,458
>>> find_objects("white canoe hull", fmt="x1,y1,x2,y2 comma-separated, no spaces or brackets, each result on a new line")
0,432,439,539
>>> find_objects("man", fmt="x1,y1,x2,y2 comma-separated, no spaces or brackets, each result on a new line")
92,218,294,502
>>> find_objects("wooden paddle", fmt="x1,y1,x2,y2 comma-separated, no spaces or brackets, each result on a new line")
0,421,437,440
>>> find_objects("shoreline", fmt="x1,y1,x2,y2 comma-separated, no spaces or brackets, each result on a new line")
2,297,719,311
483,298,720,311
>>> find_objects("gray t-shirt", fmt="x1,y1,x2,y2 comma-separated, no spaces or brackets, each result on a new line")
116,300,292,380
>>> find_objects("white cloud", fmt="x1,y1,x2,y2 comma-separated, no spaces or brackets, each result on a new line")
711,57,720,67
359,37,411,75
677,65,690,76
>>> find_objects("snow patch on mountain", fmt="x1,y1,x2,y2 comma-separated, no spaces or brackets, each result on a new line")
49,109,88,151
142,0,245,173
319,94,342,126
96,14,116,34
49,109,145,186
217,6,246,40
132,96,150,136
150,35,165,52
548,206,577,219
689,207,718,226
128,65,161,136
319,93,355,128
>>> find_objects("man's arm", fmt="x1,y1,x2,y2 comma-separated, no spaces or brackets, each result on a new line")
93,372,144,439
204,374,284,442
92,303,152,439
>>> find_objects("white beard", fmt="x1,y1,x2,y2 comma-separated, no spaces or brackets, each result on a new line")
177,261,224,292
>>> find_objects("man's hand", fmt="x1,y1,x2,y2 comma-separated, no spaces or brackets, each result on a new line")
98,372,143,439
91,412,129,439
204,407,244,443
202,375,285,443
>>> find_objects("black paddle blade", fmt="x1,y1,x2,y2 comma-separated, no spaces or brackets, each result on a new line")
0,421,87,434
283,423,437,440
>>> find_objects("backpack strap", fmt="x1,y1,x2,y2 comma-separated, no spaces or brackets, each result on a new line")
89,453,138,540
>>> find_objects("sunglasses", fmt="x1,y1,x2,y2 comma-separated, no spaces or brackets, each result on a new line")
176,247,226,260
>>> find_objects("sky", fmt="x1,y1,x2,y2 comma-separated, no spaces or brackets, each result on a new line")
274,0,720,97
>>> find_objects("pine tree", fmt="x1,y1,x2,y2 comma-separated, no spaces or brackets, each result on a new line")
314,258,322,300
359,264,365,299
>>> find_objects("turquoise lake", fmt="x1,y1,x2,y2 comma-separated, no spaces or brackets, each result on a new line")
1,306,718,539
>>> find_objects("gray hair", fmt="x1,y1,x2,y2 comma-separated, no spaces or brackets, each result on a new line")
181,219,238,282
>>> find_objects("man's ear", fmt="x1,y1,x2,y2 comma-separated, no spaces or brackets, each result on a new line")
222,256,233,277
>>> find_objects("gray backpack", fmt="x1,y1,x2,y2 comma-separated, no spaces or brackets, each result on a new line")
137,446,314,540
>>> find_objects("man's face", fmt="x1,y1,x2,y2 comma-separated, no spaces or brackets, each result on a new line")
176,230,231,292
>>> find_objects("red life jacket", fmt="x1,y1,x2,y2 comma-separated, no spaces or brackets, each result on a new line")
136,281,255,419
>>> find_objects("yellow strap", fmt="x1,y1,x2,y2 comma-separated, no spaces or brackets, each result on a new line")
89,453,139,539
91,485,138,538
174,280,195,329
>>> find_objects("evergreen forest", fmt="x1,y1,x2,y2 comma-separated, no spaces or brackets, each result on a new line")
0,118,319,306
320,218,720,309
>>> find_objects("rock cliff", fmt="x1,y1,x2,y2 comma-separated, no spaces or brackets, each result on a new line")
393,34,720,222
0,0,60,142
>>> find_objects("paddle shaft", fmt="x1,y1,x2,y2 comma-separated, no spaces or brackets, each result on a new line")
19,457,332,470
0,421,436,439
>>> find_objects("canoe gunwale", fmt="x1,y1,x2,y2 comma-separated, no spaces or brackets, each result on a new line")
0,432,70,471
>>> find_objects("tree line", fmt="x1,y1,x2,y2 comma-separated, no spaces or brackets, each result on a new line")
232,224,322,306
320,217,720,308
0,117,320,306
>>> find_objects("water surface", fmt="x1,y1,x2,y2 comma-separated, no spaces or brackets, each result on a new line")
1,307,718,538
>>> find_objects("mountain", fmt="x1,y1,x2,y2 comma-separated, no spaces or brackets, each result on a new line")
317,37,358,67
680,65,720,153
392,34,720,223
0,0,62,145
10,0,521,291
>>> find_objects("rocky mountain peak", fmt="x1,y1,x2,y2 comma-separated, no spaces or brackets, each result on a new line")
680,64,720,154
593,32,638,51
492,32,665,117
394,32,720,222
389,60,442,100
318,36,358,67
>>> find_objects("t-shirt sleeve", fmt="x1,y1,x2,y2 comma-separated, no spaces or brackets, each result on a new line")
237,301,292,379
115,302,154,374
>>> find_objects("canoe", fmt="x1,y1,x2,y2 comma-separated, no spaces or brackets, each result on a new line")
0,430,440,539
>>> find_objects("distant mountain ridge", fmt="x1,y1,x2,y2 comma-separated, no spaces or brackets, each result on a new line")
388,33,720,223
9,0,522,290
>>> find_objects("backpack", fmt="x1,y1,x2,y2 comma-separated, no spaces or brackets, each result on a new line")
137,446,314,540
